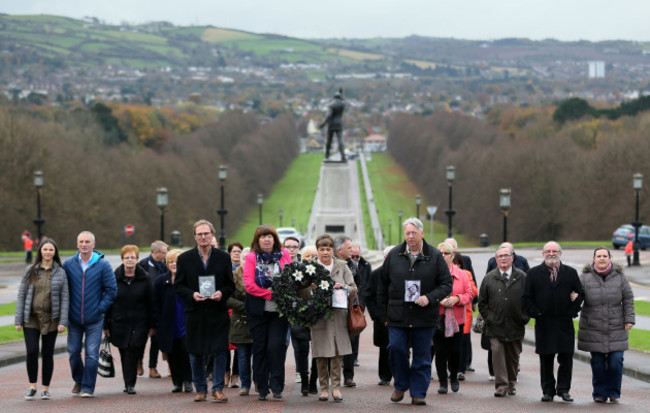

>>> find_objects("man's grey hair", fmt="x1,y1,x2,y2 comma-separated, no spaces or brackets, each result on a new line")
543,240,562,252
402,217,423,231
334,236,351,251
77,231,95,242
499,242,514,254
193,219,216,235
445,238,458,251
151,240,168,253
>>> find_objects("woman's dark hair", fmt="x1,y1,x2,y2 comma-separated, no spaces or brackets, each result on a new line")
315,234,335,249
453,252,465,269
251,225,282,254
228,242,244,253
593,246,612,258
28,239,62,285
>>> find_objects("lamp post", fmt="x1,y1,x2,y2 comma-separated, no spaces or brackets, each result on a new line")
415,194,421,219
499,188,511,243
445,165,456,238
156,187,168,242
398,209,403,244
33,171,45,243
217,165,228,251
633,173,643,266
279,209,284,227
257,193,264,225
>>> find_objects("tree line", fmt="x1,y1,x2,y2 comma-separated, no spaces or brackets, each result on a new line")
0,106,298,250
387,108,650,243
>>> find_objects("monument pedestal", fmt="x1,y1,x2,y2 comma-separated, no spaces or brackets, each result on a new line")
307,160,365,247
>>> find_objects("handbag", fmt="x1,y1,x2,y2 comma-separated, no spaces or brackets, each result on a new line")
347,288,367,337
98,336,115,378
444,307,459,338
472,312,486,334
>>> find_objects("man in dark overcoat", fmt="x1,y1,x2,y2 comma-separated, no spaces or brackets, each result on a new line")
174,220,234,403
522,241,584,403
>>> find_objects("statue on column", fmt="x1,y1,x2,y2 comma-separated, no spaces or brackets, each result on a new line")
319,88,346,162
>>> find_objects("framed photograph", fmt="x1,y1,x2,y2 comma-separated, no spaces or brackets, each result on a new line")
331,287,349,309
199,275,216,297
405,280,421,302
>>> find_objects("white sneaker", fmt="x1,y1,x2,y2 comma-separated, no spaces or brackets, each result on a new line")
80,391,94,398
489,376,495,381
295,373,301,383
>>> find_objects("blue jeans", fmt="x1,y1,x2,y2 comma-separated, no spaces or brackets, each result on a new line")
67,319,104,394
235,343,253,389
190,352,226,394
591,351,624,399
388,326,435,399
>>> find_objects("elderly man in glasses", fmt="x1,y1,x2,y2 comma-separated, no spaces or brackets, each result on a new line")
522,241,584,403
478,246,529,398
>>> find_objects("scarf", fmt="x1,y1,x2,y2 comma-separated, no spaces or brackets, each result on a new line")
594,262,613,276
254,251,283,289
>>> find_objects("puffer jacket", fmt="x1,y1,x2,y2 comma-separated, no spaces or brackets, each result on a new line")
64,250,117,326
15,262,69,327
377,241,453,328
578,264,635,353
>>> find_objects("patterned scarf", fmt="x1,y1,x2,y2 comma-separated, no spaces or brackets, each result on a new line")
254,251,283,289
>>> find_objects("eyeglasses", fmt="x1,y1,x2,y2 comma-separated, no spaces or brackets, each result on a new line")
231,250,242,254
285,245,299,250
442,252,452,256
496,254,512,259
195,232,212,238
351,255,360,259
543,249,561,254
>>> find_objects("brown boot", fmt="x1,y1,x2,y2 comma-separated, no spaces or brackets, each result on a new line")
137,360,144,376
224,372,230,387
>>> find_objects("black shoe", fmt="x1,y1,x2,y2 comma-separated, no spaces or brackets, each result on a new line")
466,366,475,372
559,392,573,403
594,397,606,403
172,385,182,393
126,386,136,395
24,388,37,400
450,380,459,392
309,382,318,394
378,380,390,386
273,392,282,399
457,373,465,381
437,385,448,394
541,393,554,402
184,381,193,393
343,378,356,387
301,373,309,396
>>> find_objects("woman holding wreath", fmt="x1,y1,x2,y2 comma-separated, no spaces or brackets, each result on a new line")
310,234,356,402
243,225,292,400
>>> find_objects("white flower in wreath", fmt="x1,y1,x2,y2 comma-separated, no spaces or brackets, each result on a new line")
305,264,316,275
319,280,330,290
294,270,305,282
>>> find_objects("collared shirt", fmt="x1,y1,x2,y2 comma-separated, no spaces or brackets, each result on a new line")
197,247,212,270
79,255,92,273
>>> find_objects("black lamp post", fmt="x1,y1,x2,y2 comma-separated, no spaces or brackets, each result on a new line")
499,188,511,243
279,209,284,227
33,171,45,243
257,193,264,226
217,165,228,251
633,173,643,266
415,194,421,219
398,209,403,244
157,187,168,242
445,165,456,238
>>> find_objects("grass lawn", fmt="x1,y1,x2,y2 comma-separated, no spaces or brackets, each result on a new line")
0,324,23,343
357,162,377,249
0,302,16,316
364,153,474,248
634,300,650,317
230,153,322,247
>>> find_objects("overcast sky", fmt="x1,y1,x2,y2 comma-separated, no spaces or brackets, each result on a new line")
2,1,647,41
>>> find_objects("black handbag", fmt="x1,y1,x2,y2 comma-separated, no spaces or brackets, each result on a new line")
472,313,486,334
98,336,115,378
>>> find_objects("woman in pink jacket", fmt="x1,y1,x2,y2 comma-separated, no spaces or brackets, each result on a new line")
432,242,475,395
243,225,291,401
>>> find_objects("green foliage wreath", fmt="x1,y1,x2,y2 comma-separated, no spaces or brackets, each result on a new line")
272,260,334,326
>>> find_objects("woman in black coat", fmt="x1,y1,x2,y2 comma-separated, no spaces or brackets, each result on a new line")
153,249,193,393
103,245,153,395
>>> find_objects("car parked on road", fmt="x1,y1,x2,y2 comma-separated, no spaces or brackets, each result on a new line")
276,227,305,248
612,224,650,250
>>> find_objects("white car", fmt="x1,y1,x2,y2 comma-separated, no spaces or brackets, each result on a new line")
276,227,305,248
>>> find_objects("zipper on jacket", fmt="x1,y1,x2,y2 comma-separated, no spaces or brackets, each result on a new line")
81,272,85,324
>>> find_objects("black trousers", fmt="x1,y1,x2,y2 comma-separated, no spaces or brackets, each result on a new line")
378,345,392,381
539,353,573,395
119,344,146,387
459,332,472,372
325,129,345,159
292,336,310,375
343,334,359,380
433,324,464,383
168,338,192,386
248,311,289,396
24,327,58,386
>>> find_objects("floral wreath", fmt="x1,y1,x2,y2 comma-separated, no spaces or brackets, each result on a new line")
272,260,334,326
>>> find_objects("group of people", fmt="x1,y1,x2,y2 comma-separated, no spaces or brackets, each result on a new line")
13,218,636,407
